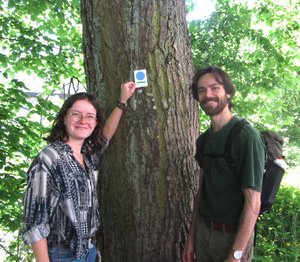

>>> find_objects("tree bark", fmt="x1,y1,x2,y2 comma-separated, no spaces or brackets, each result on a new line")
81,0,199,261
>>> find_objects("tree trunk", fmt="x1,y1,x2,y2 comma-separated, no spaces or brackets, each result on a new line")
81,0,199,261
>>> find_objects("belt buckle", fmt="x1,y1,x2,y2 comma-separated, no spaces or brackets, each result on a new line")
207,221,227,233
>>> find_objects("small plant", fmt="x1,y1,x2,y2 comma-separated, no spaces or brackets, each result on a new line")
254,186,300,261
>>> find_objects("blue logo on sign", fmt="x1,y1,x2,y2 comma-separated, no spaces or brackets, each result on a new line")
136,71,145,80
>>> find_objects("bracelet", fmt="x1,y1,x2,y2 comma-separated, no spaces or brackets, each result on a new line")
116,100,127,111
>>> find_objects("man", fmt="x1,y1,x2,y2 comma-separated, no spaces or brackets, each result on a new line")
182,66,265,262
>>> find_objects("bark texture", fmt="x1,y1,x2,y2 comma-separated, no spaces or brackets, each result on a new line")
81,0,199,261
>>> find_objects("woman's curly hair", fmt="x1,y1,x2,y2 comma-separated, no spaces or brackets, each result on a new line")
46,92,104,152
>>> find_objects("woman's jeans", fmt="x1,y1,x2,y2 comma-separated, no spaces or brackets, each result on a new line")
48,246,97,262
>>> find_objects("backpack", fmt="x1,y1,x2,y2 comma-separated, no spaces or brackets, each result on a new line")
195,119,287,215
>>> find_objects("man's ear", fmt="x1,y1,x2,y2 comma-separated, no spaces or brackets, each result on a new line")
226,94,231,99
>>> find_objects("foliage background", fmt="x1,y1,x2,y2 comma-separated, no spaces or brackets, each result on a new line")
0,0,299,260
188,0,300,156
0,0,84,260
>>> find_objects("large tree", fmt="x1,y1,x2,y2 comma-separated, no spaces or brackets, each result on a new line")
1,0,299,260
81,0,199,261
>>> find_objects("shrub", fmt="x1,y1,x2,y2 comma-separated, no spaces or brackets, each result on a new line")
254,186,300,261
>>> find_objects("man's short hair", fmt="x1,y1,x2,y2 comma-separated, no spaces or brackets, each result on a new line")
191,66,236,110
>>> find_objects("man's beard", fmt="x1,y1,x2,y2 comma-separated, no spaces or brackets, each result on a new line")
200,96,229,116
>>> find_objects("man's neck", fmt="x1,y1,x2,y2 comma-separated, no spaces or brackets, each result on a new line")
210,108,233,132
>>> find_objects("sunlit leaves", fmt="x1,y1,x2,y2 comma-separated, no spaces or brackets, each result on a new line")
0,0,83,259
188,0,300,165
1,0,83,86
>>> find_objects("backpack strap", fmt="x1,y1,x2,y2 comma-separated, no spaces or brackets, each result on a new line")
195,118,249,169
195,129,229,168
195,131,207,168
223,118,249,168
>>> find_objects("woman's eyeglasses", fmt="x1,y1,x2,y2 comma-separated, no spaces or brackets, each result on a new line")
68,111,97,123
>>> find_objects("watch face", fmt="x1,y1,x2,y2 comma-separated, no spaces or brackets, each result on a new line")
233,250,243,259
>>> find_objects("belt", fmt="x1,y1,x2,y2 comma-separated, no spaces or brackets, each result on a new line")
203,220,238,234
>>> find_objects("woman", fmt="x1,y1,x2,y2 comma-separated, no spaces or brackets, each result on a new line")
22,82,136,261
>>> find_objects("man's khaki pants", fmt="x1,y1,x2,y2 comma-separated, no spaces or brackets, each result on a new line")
195,218,254,262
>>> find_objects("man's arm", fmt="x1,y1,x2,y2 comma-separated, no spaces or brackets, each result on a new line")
182,169,203,262
225,188,261,262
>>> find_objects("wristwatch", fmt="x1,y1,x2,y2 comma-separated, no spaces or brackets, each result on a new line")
233,250,243,259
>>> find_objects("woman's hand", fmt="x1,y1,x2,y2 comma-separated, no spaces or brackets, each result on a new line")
102,81,137,141
119,81,137,104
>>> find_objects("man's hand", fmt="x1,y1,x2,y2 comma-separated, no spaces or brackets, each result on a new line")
182,235,196,262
